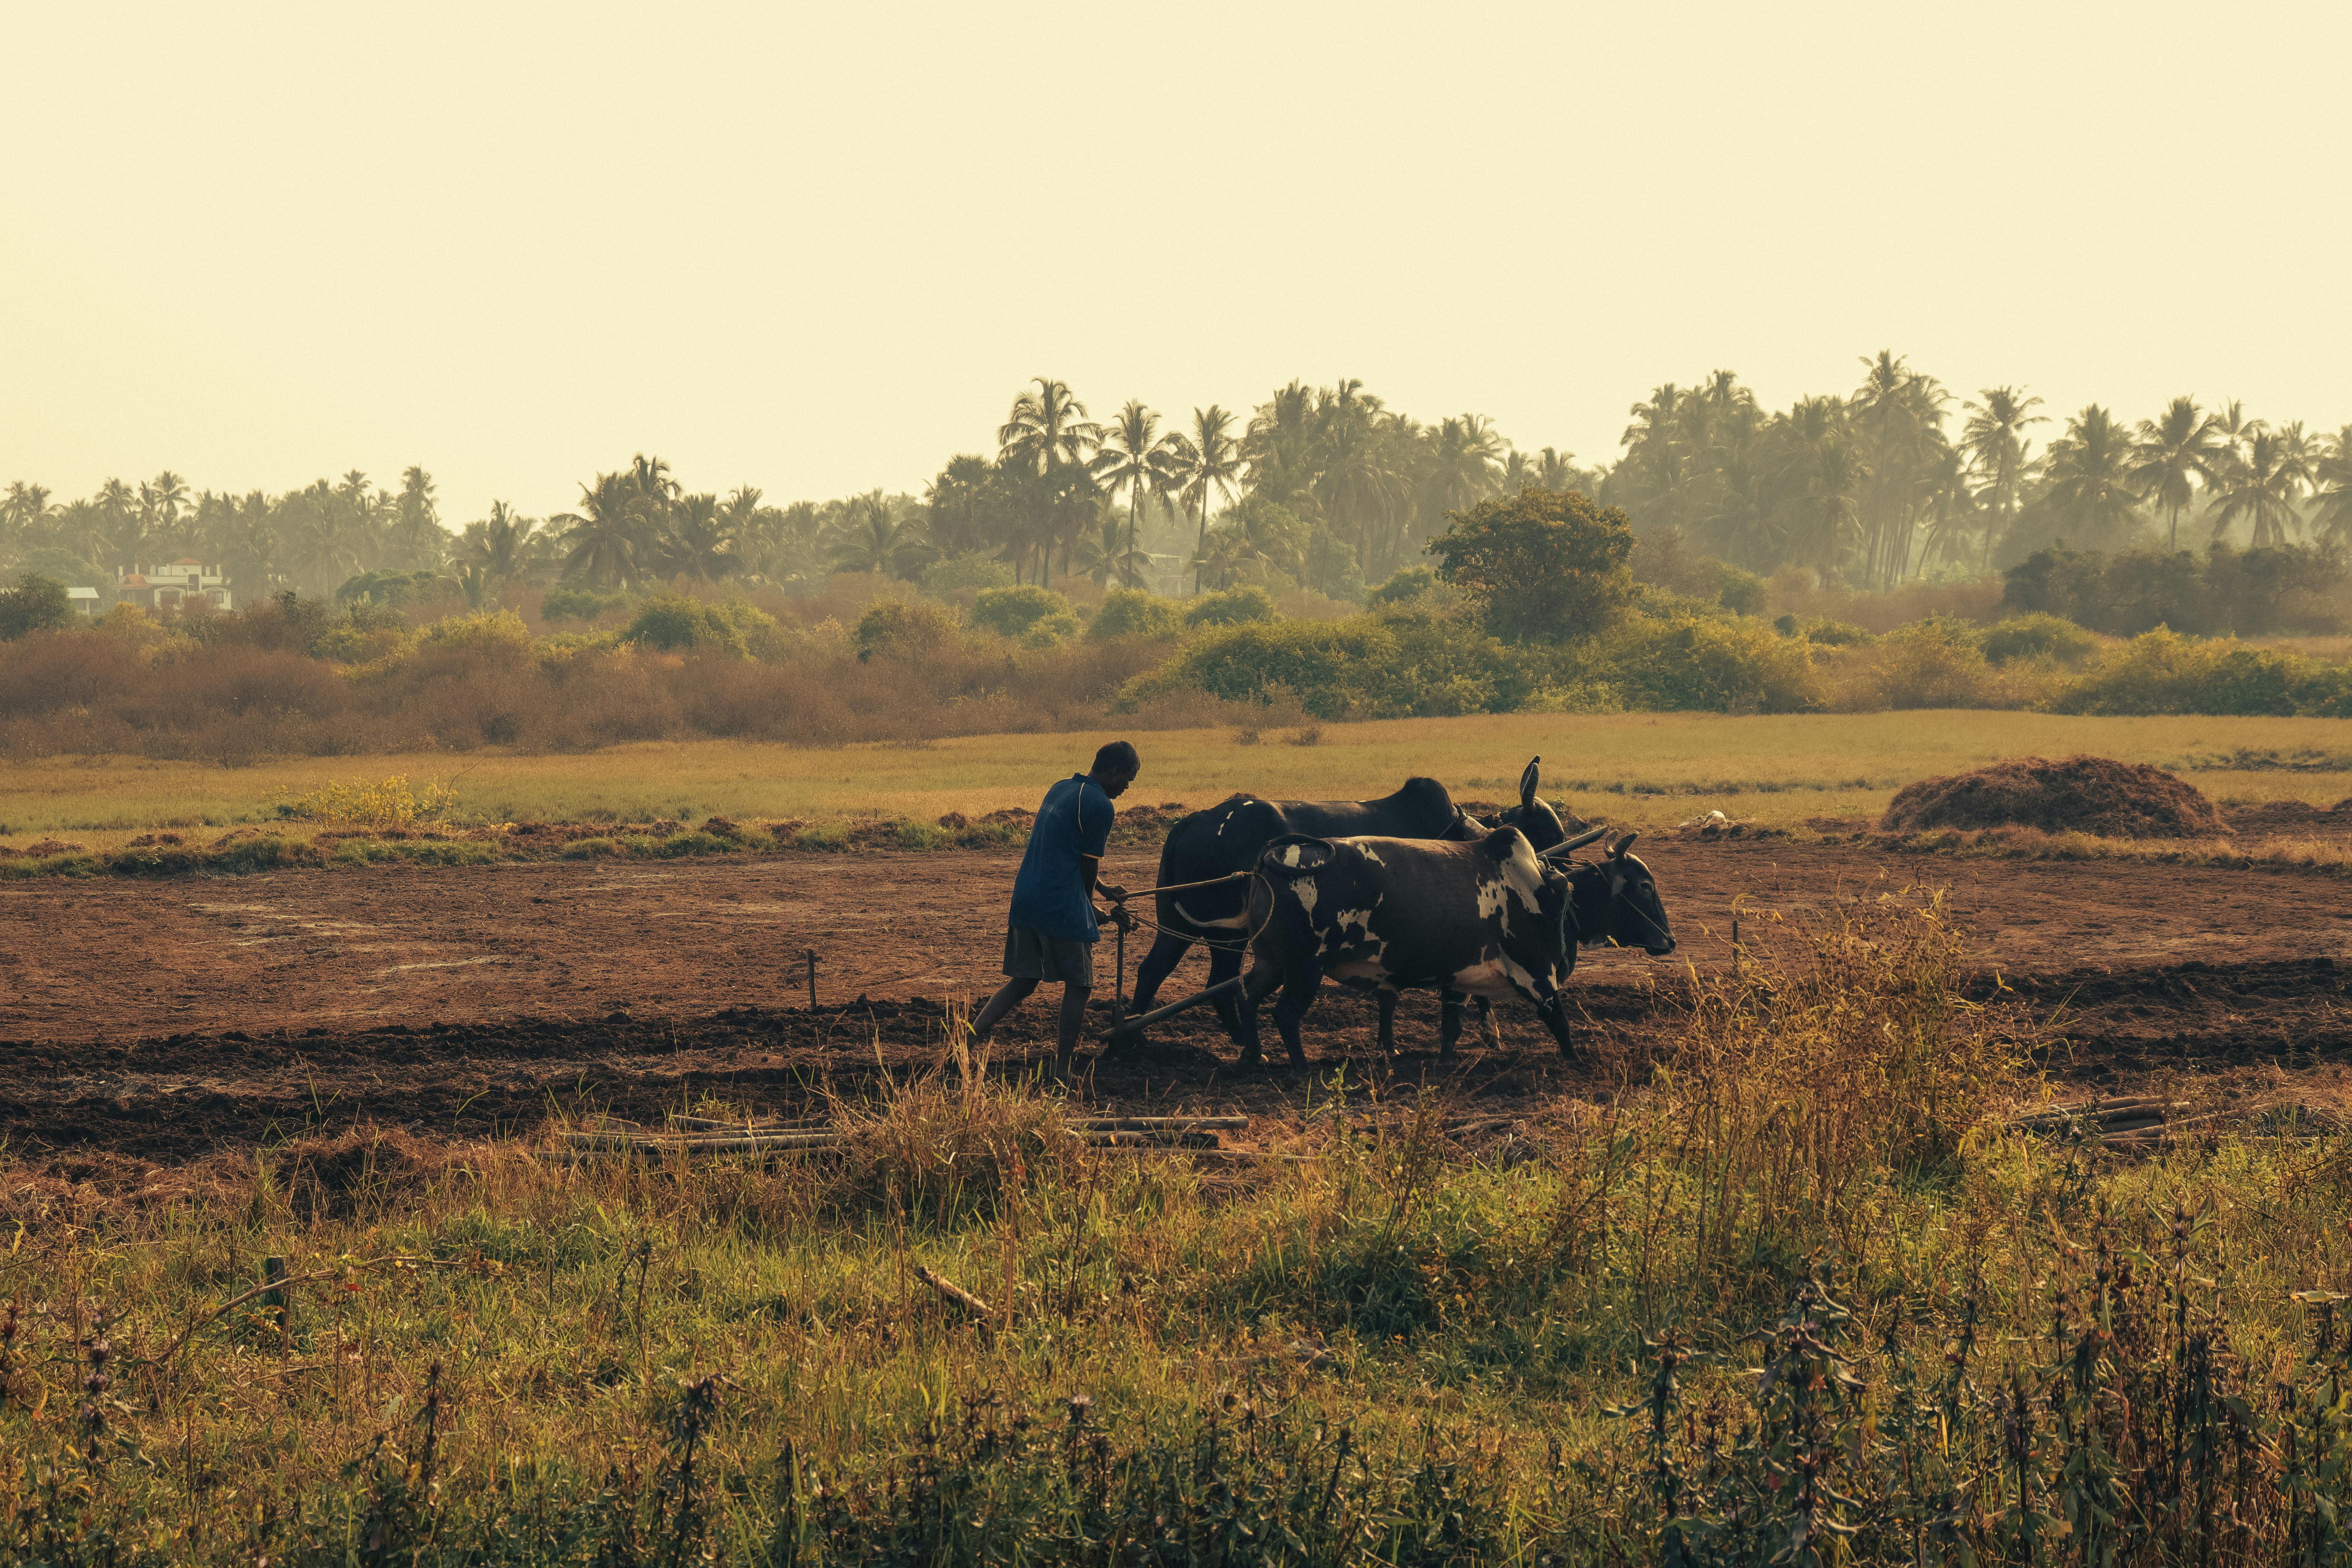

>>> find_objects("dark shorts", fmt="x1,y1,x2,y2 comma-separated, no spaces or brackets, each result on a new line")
1004,926,1095,986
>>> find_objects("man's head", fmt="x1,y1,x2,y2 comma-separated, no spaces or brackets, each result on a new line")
1089,739,1139,799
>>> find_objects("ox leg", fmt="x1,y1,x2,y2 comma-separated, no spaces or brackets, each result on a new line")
1375,989,1397,1054
1203,944,1249,1041
1476,996,1500,1049
1537,994,1577,1060
1438,989,1469,1058
1128,932,1190,1017
1233,960,1285,1067
1270,962,1322,1069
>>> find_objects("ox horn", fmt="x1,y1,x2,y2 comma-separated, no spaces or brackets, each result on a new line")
1540,823,1611,858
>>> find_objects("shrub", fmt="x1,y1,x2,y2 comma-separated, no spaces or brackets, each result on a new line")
541,585,629,622
1978,612,2100,666
2055,626,2352,716
333,568,443,607
0,574,74,640
1368,565,1436,607
624,594,750,657
1843,617,2000,710
1088,587,1183,641
1602,611,1825,713
1122,608,1525,719
851,597,960,661
1183,585,1276,628
919,553,1015,596
971,585,1080,646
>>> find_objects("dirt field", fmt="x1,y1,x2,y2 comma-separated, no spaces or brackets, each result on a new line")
7,834,2350,1176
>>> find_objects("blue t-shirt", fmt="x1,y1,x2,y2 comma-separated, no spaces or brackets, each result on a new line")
1008,774,1114,941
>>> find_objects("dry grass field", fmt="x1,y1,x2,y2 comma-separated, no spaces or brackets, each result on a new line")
5,709,2349,855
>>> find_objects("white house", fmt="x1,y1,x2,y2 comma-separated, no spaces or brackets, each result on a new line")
116,559,232,611
66,586,102,616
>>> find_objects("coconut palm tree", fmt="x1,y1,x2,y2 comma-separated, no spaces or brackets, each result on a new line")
1783,440,1860,575
555,472,649,588
1535,448,1579,492
2043,406,2145,547
664,493,735,582
998,378,1100,477
2127,397,2230,552
1091,400,1185,567
1073,510,1151,589
1168,405,1243,593
2204,425,2312,548
1960,387,2045,566
2312,426,2352,548
828,491,936,578
1421,414,1504,518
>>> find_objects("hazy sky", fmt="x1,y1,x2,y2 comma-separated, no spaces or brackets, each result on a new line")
4,2,2347,524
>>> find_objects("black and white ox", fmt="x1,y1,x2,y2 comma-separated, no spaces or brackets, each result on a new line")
1230,827,1676,1067
1125,760,1568,1047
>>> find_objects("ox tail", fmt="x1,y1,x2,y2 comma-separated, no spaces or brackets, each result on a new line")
1169,897,1250,931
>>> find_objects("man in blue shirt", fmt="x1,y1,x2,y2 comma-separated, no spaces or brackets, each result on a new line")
969,740,1139,1069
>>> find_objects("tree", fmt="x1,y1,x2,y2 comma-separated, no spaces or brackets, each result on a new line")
2204,424,2312,548
1419,414,1504,519
2043,405,2144,548
0,573,74,639
1090,400,1185,568
1167,405,1242,592
2312,425,2352,548
1960,387,2045,564
1848,351,1951,585
828,491,935,578
1423,486,1635,643
2128,397,2229,552
662,493,735,582
556,472,650,588
998,378,1100,476
463,500,537,587
1073,510,1151,589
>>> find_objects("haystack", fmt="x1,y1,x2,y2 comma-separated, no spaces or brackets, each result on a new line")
1880,754,2227,839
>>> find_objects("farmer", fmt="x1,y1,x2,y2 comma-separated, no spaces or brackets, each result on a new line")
967,740,1139,1068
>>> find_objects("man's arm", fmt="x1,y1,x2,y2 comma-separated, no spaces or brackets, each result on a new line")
1082,856,1131,925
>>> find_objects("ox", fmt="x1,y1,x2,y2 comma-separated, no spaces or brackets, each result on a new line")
1230,828,1675,1067
1123,759,1568,1047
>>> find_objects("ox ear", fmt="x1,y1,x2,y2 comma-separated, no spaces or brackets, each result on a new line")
1609,831,1639,859
1518,756,1541,811
1540,823,1610,859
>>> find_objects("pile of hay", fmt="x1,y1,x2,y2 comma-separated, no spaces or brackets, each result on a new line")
1881,754,2228,839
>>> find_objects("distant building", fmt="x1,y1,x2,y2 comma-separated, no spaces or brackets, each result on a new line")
116,559,232,611
66,586,102,616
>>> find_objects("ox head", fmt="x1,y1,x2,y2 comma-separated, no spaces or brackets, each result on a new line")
1459,756,1570,852
1553,832,1676,956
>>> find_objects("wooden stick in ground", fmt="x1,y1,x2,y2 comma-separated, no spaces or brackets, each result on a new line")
1065,1116,1249,1131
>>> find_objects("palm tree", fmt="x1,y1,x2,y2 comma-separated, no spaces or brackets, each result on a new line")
1073,510,1150,589
998,378,1100,476
1535,448,1579,492
466,500,537,584
664,493,734,582
92,477,142,570
1168,405,1242,593
1090,400,1185,568
2043,406,2144,546
2312,426,2352,548
555,472,648,588
828,491,935,578
1960,387,2045,566
2204,425,2312,548
2127,397,2229,552
1421,414,1504,517
1783,440,1860,575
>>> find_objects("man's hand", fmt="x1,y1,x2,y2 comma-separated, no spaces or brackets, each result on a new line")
1097,882,1129,904
1108,902,1136,934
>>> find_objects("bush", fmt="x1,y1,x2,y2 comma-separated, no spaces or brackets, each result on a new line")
541,585,629,622
1844,617,2000,710
1978,612,2100,666
1183,585,1276,628
2054,627,2352,717
624,594,755,657
1602,611,1824,713
851,597,961,661
334,568,443,607
0,574,74,640
971,585,1080,646
1773,613,1873,646
1368,566,1435,607
919,553,1015,596
1089,587,1183,641
1122,608,1526,719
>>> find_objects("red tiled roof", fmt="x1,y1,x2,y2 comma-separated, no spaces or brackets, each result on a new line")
120,574,149,586
171,557,203,566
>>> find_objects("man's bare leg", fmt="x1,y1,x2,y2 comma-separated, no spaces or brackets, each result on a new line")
1056,984,1092,1069
969,977,1038,1048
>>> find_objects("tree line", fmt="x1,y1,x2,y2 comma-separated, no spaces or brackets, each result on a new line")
4,358,2347,610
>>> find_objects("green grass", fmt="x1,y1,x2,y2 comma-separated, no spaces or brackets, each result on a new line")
7,907,2352,1561
5,710,2350,857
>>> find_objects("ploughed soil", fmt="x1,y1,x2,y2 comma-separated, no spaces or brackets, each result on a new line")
5,836,2350,1175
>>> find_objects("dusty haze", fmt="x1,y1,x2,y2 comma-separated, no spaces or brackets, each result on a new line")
4,0,2346,520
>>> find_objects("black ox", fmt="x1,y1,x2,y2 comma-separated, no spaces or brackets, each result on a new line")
1230,827,1675,1067
1124,759,1568,1048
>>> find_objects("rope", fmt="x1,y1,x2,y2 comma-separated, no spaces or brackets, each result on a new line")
1106,870,1253,901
